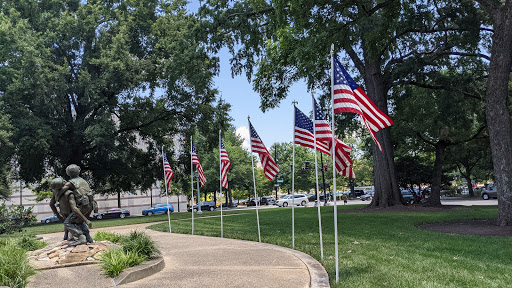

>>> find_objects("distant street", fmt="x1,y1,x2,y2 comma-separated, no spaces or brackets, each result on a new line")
228,197,498,211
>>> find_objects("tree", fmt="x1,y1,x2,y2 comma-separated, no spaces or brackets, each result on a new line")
0,1,219,198
447,138,492,197
0,107,12,199
474,0,512,226
199,0,485,207
393,82,486,205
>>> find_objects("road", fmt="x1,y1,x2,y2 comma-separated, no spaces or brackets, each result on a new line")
226,197,498,211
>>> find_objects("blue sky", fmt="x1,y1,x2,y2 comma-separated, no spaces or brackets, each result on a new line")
213,48,317,150
184,1,320,150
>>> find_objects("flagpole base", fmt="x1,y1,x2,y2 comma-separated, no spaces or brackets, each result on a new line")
196,210,203,215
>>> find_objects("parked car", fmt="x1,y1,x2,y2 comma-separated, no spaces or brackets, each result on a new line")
221,202,239,208
349,189,364,199
246,198,260,206
188,201,216,212
94,208,130,220
401,190,415,205
276,194,309,207
481,183,498,200
360,191,374,201
41,214,60,224
307,193,317,202
143,204,174,216
260,196,276,205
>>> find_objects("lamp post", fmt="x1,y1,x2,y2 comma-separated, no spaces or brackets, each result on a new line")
195,171,203,215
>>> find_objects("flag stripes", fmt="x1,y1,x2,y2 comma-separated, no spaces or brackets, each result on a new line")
191,141,206,187
163,152,174,191
220,138,231,189
332,56,393,151
249,121,279,180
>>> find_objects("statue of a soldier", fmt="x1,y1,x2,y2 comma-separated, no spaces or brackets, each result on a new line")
49,164,97,245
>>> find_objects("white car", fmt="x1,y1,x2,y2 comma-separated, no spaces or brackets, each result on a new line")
276,194,309,207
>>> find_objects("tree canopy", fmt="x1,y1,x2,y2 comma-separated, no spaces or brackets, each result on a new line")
0,0,220,195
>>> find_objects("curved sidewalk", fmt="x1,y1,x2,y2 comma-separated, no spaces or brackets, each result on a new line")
29,223,330,288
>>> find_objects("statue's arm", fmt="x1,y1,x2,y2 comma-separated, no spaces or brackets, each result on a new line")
69,194,92,228
49,197,64,221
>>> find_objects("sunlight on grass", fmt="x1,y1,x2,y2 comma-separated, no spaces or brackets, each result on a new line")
148,205,512,288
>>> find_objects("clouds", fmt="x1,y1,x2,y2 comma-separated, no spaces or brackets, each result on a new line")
236,126,250,150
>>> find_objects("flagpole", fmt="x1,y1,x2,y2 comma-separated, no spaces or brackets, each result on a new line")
291,101,298,248
190,137,194,235
331,43,339,282
248,117,261,242
312,94,324,260
162,146,172,233
219,130,223,238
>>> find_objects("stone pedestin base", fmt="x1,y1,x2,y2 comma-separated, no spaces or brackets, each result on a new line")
28,240,116,270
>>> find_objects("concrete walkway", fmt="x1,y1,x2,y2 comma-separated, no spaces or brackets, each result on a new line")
28,222,329,288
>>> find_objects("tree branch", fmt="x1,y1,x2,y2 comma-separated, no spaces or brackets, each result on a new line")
475,0,501,20
395,80,484,101
344,45,365,74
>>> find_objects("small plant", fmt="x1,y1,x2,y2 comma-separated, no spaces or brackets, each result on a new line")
93,231,124,243
98,230,159,278
121,230,159,260
100,248,144,277
17,236,46,251
0,238,36,288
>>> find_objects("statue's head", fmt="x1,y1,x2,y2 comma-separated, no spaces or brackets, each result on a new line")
50,177,65,191
65,164,81,178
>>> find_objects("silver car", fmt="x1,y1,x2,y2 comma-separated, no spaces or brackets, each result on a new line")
276,194,309,207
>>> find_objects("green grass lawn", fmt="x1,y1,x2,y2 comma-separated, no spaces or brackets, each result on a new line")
147,205,512,288
0,209,249,238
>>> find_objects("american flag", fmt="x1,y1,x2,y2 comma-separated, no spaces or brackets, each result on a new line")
163,152,174,191
249,121,279,181
220,138,231,189
332,57,394,151
313,99,354,178
191,141,206,187
294,106,330,154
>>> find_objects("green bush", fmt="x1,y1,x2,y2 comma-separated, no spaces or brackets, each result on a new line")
0,203,37,235
121,230,159,260
0,239,35,288
100,248,144,277
93,231,124,243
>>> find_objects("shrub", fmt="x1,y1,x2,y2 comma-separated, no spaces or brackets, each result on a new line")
18,236,46,251
121,230,159,260
0,203,37,235
0,239,36,288
100,248,144,277
93,231,124,243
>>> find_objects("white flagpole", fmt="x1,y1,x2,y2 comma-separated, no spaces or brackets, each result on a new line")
190,137,194,235
162,146,172,233
331,43,339,282
312,95,324,260
291,101,297,248
248,117,261,242
219,130,224,238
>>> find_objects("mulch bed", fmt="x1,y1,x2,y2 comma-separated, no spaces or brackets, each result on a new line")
339,204,512,237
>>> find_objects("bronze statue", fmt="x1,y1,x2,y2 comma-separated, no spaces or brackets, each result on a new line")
49,164,97,245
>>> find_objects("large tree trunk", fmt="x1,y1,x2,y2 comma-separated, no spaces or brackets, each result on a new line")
364,60,402,207
428,143,446,206
483,4,512,226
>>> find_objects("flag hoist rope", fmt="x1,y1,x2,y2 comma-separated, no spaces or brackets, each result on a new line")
312,94,324,260
190,136,194,235
331,43,340,283
248,116,262,242
219,130,224,238
162,146,172,233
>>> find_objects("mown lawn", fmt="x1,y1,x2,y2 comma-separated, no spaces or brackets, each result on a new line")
147,205,512,288
0,209,249,238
